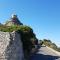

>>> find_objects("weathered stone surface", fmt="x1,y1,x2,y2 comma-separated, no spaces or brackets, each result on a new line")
0,31,24,60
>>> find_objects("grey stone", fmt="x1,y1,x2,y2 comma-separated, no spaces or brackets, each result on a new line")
0,31,24,60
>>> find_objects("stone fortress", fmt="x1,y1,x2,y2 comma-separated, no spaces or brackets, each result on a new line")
5,14,23,26
0,15,24,60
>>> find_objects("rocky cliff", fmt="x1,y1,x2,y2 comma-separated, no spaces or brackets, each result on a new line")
0,31,24,60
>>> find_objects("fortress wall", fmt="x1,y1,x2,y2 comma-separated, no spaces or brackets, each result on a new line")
0,31,24,60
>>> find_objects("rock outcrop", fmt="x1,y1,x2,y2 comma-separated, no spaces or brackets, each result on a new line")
0,31,24,60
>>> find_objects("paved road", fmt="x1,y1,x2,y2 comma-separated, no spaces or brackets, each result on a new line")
30,46,60,60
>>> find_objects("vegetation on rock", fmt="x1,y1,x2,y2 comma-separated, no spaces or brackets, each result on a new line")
0,24,37,59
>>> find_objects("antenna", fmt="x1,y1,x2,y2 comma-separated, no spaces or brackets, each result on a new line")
11,11,17,18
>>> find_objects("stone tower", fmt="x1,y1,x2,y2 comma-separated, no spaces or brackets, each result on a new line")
5,14,23,26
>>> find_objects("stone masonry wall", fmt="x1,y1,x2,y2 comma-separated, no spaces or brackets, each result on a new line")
0,31,24,60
